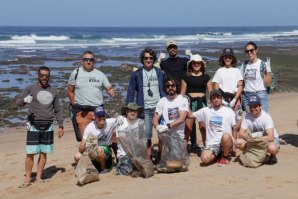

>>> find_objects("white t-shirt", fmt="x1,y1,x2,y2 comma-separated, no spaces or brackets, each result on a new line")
155,94,189,140
143,69,161,109
212,67,243,93
194,106,236,146
241,110,279,139
82,118,117,146
240,59,266,92
116,118,144,157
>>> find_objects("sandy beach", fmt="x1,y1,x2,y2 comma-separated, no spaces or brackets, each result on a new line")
0,92,298,199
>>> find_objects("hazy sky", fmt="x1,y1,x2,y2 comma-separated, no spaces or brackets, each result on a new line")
1,0,297,27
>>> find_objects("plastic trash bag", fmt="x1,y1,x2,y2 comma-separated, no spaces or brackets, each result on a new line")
117,119,154,178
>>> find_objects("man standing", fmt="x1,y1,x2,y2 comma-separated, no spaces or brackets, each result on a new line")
74,107,118,173
235,95,280,164
126,47,166,158
153,77,189,158
188,89,236,166
160,40,188,82
16,66,64,187
67,51,115,139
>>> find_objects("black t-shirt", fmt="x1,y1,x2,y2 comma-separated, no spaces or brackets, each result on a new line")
182,73,211,93
160,56,188,81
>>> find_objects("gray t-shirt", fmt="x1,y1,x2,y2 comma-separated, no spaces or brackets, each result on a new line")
68,67,111,106
142,69,161,109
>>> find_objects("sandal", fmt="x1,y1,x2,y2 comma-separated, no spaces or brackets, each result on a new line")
18,182,32,188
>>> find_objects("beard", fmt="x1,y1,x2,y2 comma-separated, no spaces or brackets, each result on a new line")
39,79,49,88
166,90,176,96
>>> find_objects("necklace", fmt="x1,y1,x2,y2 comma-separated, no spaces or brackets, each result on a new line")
144,69,153,97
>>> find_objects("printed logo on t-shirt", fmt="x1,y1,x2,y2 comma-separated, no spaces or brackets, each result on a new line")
252,124,265,134
168,107,179,121
209,116,223,133
244,69,257,80
89,77,101,83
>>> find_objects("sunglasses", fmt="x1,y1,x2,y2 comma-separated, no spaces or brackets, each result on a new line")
144,56,153,60
82,58,95,62
165,84,176,88
39,74,50,78
245,49,255,54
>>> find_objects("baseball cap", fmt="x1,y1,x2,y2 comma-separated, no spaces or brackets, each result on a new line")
248,95,261,106
167,40,177,48
221,48,234,56
94,106,106,116
210,89,223,99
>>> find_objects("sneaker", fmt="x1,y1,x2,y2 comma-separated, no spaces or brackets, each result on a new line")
269,155,278,165
99,169,111,174
217,157,230,167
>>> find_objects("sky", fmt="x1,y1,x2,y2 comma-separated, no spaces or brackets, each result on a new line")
0,0,297,27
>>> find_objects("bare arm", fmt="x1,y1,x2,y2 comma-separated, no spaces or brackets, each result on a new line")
152,112,161,128
180,80,187,95
239,128,248,140
78,139,87,154
263,128,274,142
263,72,272,87
235,80,244,101
213,82,220,90
67,84,75,105
232,125,237,140
206,79,212,94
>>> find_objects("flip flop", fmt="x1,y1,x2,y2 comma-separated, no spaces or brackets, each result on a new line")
18,183,32,188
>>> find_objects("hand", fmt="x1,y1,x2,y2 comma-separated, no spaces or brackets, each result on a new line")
158,53,166,61
107,87,115,97
265,57,272,73
229,98,236,108
58,128,64,139
222,99,229,107
85,141,94,148
185,49,192,56
24,94,33,104
156,125,169,133
116,115,124,126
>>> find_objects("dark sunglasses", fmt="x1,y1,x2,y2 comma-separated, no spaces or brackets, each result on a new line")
39,74,50,78
165,84,176,88
82,58,95,62
144,56,153,61
245,49,255,54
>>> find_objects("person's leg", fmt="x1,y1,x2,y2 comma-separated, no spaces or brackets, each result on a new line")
35,153,47,182
257,90,269,112
184,118,194,145
235,138,247,151
24,154,35,184
199,122,206,146
144,108,154,157
76,111,95,138
242,92,251,113
190,121,199,148
95,147,106,170
267,142,280,155
221,133,233,157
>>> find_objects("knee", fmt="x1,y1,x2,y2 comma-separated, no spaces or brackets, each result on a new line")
235,138,245,150
200,152,212,164
267,143,279,155
222,133,232,143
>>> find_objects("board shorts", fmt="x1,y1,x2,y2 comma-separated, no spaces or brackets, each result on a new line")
26,122,54,154
91,146,113,173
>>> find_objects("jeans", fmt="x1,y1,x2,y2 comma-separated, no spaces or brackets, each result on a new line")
143,108,155,140
243,90,269,112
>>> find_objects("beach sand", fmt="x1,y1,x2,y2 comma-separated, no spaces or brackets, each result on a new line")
1,92,298,199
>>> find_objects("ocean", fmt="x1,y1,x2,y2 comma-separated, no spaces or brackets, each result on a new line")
1,26,298,126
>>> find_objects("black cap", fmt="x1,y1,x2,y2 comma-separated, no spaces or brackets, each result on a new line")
210,89,223,99
222,48,234,56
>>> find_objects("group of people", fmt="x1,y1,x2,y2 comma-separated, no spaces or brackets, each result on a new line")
16,40,280,187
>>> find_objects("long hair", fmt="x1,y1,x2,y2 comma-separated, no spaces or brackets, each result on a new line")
139,47,157,64
163,77,180,94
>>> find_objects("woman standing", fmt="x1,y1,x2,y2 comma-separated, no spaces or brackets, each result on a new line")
181,54,212,149
212,48,243,131
240,42,272,112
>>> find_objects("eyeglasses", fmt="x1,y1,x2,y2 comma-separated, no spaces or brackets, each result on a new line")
245,49,255,54
39,74,50,78
82,58,95,62
144,56,153,60
165,84,176,88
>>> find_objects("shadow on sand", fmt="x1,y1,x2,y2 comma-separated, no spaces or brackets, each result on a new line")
280,133,298,147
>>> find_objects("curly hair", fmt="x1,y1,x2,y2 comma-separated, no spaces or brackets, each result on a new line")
187,61,206,75
163,77,180,94
139,47,157,64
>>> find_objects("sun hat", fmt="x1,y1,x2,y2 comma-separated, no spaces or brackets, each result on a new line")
187,54,206,68
121,102,143,115
221,48,234,57
248,95,261,106
210,89,222,99
94,106,106,116
167,40,177,48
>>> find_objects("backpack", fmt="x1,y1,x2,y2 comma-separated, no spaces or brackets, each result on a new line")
242,60,277,94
